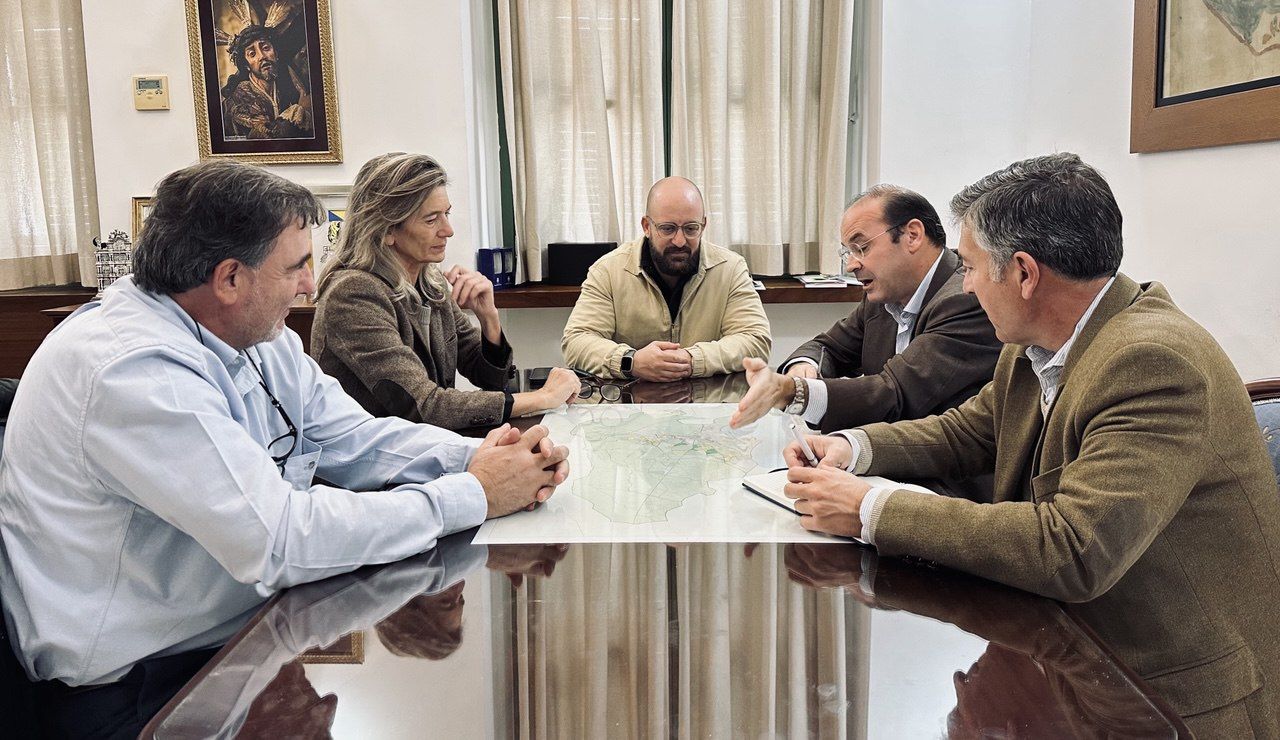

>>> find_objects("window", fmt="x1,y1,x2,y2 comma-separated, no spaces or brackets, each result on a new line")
493,0,861,279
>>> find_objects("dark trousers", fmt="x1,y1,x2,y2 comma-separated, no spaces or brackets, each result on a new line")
27,647,220,740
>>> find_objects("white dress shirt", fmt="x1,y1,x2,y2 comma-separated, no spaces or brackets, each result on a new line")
791,252,945,426
848,276,1117,544
0,277,486,685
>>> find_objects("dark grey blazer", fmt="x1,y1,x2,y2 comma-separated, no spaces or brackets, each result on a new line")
311,265,515,430
784,249,1001,433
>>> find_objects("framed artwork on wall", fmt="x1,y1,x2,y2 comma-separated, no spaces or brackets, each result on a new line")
1131,0,1280,152
309,185,348,273
185,0,342,163
131,196,153,240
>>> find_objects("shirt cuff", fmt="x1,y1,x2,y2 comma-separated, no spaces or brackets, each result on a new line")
858,486,892,545
685,345,705,378
802,379,828,425
434,471,488,534
830,429,873,474
500,393,515,422
781,357,820,374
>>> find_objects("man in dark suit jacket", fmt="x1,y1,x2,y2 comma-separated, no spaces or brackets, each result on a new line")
782,154,1280,734
730,186,1000,432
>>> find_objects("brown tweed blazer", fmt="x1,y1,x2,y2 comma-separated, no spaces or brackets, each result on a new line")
857,274,1280,730
784,249,1001,433
311,265,515,430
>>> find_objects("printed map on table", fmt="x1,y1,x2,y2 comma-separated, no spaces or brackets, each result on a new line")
473,404,832,544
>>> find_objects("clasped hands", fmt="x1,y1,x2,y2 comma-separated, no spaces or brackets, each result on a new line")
467,423,570,518
631,340,694,381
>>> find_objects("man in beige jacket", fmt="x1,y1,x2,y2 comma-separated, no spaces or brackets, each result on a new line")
561,177,771,380
783,153,1280,734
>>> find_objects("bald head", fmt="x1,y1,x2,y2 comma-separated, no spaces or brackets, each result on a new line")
645,176,705,218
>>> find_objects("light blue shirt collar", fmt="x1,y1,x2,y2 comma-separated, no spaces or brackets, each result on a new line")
1025,276,1116,411
152,290,258,394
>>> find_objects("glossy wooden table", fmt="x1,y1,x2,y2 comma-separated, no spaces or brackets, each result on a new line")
124,377,1183,738
0,375,1178,737
138,537,1182,738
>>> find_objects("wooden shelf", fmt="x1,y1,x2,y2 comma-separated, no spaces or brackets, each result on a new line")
490,277,862,308
38,278,861,357
42,278,862,319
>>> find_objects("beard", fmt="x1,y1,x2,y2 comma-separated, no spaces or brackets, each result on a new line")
649,241,699,278
254,61,277,83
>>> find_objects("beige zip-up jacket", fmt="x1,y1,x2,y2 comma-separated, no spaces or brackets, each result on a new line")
561,239,771,379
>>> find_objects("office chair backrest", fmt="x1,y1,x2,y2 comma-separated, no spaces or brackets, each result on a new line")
1246,378,1280,488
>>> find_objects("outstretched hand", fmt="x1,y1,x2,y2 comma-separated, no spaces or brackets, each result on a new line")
729,357,791,428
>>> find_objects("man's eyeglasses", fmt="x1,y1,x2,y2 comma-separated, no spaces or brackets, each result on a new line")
838,221,908,262
576,374,635,403
248,356,298,473
650,221,704,239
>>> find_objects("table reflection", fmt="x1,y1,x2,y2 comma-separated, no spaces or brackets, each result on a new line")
570,372,750,406
135,537,1178,739
785,543,1179,738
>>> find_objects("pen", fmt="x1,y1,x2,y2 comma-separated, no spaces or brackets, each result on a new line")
789,414,820,467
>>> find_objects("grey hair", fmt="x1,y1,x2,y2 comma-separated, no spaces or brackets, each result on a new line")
316,152,449,299
131,160,323,294
949,152,1122,281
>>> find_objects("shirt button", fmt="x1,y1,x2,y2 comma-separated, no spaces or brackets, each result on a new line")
306,461,315,469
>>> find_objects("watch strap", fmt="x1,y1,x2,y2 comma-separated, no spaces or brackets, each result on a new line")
783,376,808,415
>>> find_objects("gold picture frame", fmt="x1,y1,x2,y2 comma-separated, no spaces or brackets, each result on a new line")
131,196,153,240
300,631,364,664
1131,0,1280,153
185,0,342,163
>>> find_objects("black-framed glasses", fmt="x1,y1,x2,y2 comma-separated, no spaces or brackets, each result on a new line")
575,372,635,403
248,356,298,472
838,221,908,262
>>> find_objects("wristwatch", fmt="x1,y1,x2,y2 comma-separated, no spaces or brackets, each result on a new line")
620,349,637,379
783,376,808,415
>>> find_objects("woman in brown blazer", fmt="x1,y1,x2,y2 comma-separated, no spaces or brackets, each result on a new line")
312,153,579,429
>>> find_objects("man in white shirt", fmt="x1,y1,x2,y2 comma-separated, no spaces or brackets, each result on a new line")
0,161,568,690
730,185,999,432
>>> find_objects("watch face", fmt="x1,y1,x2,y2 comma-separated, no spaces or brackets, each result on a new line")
621,353,634,372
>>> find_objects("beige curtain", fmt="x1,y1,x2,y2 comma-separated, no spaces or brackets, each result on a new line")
0,0,100,289
671,0,855,276
496,0,665,282
510,544,867,739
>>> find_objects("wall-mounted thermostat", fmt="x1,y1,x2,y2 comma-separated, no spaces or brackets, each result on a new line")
132,75,170,110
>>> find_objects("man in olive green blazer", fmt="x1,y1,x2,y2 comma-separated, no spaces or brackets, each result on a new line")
783,153,1280,735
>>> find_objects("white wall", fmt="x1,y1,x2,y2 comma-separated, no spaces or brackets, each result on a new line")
80,0,485,273
872,0,1280,381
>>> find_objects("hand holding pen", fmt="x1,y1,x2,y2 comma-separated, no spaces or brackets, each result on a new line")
783,423,855,470
789,415,820,466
